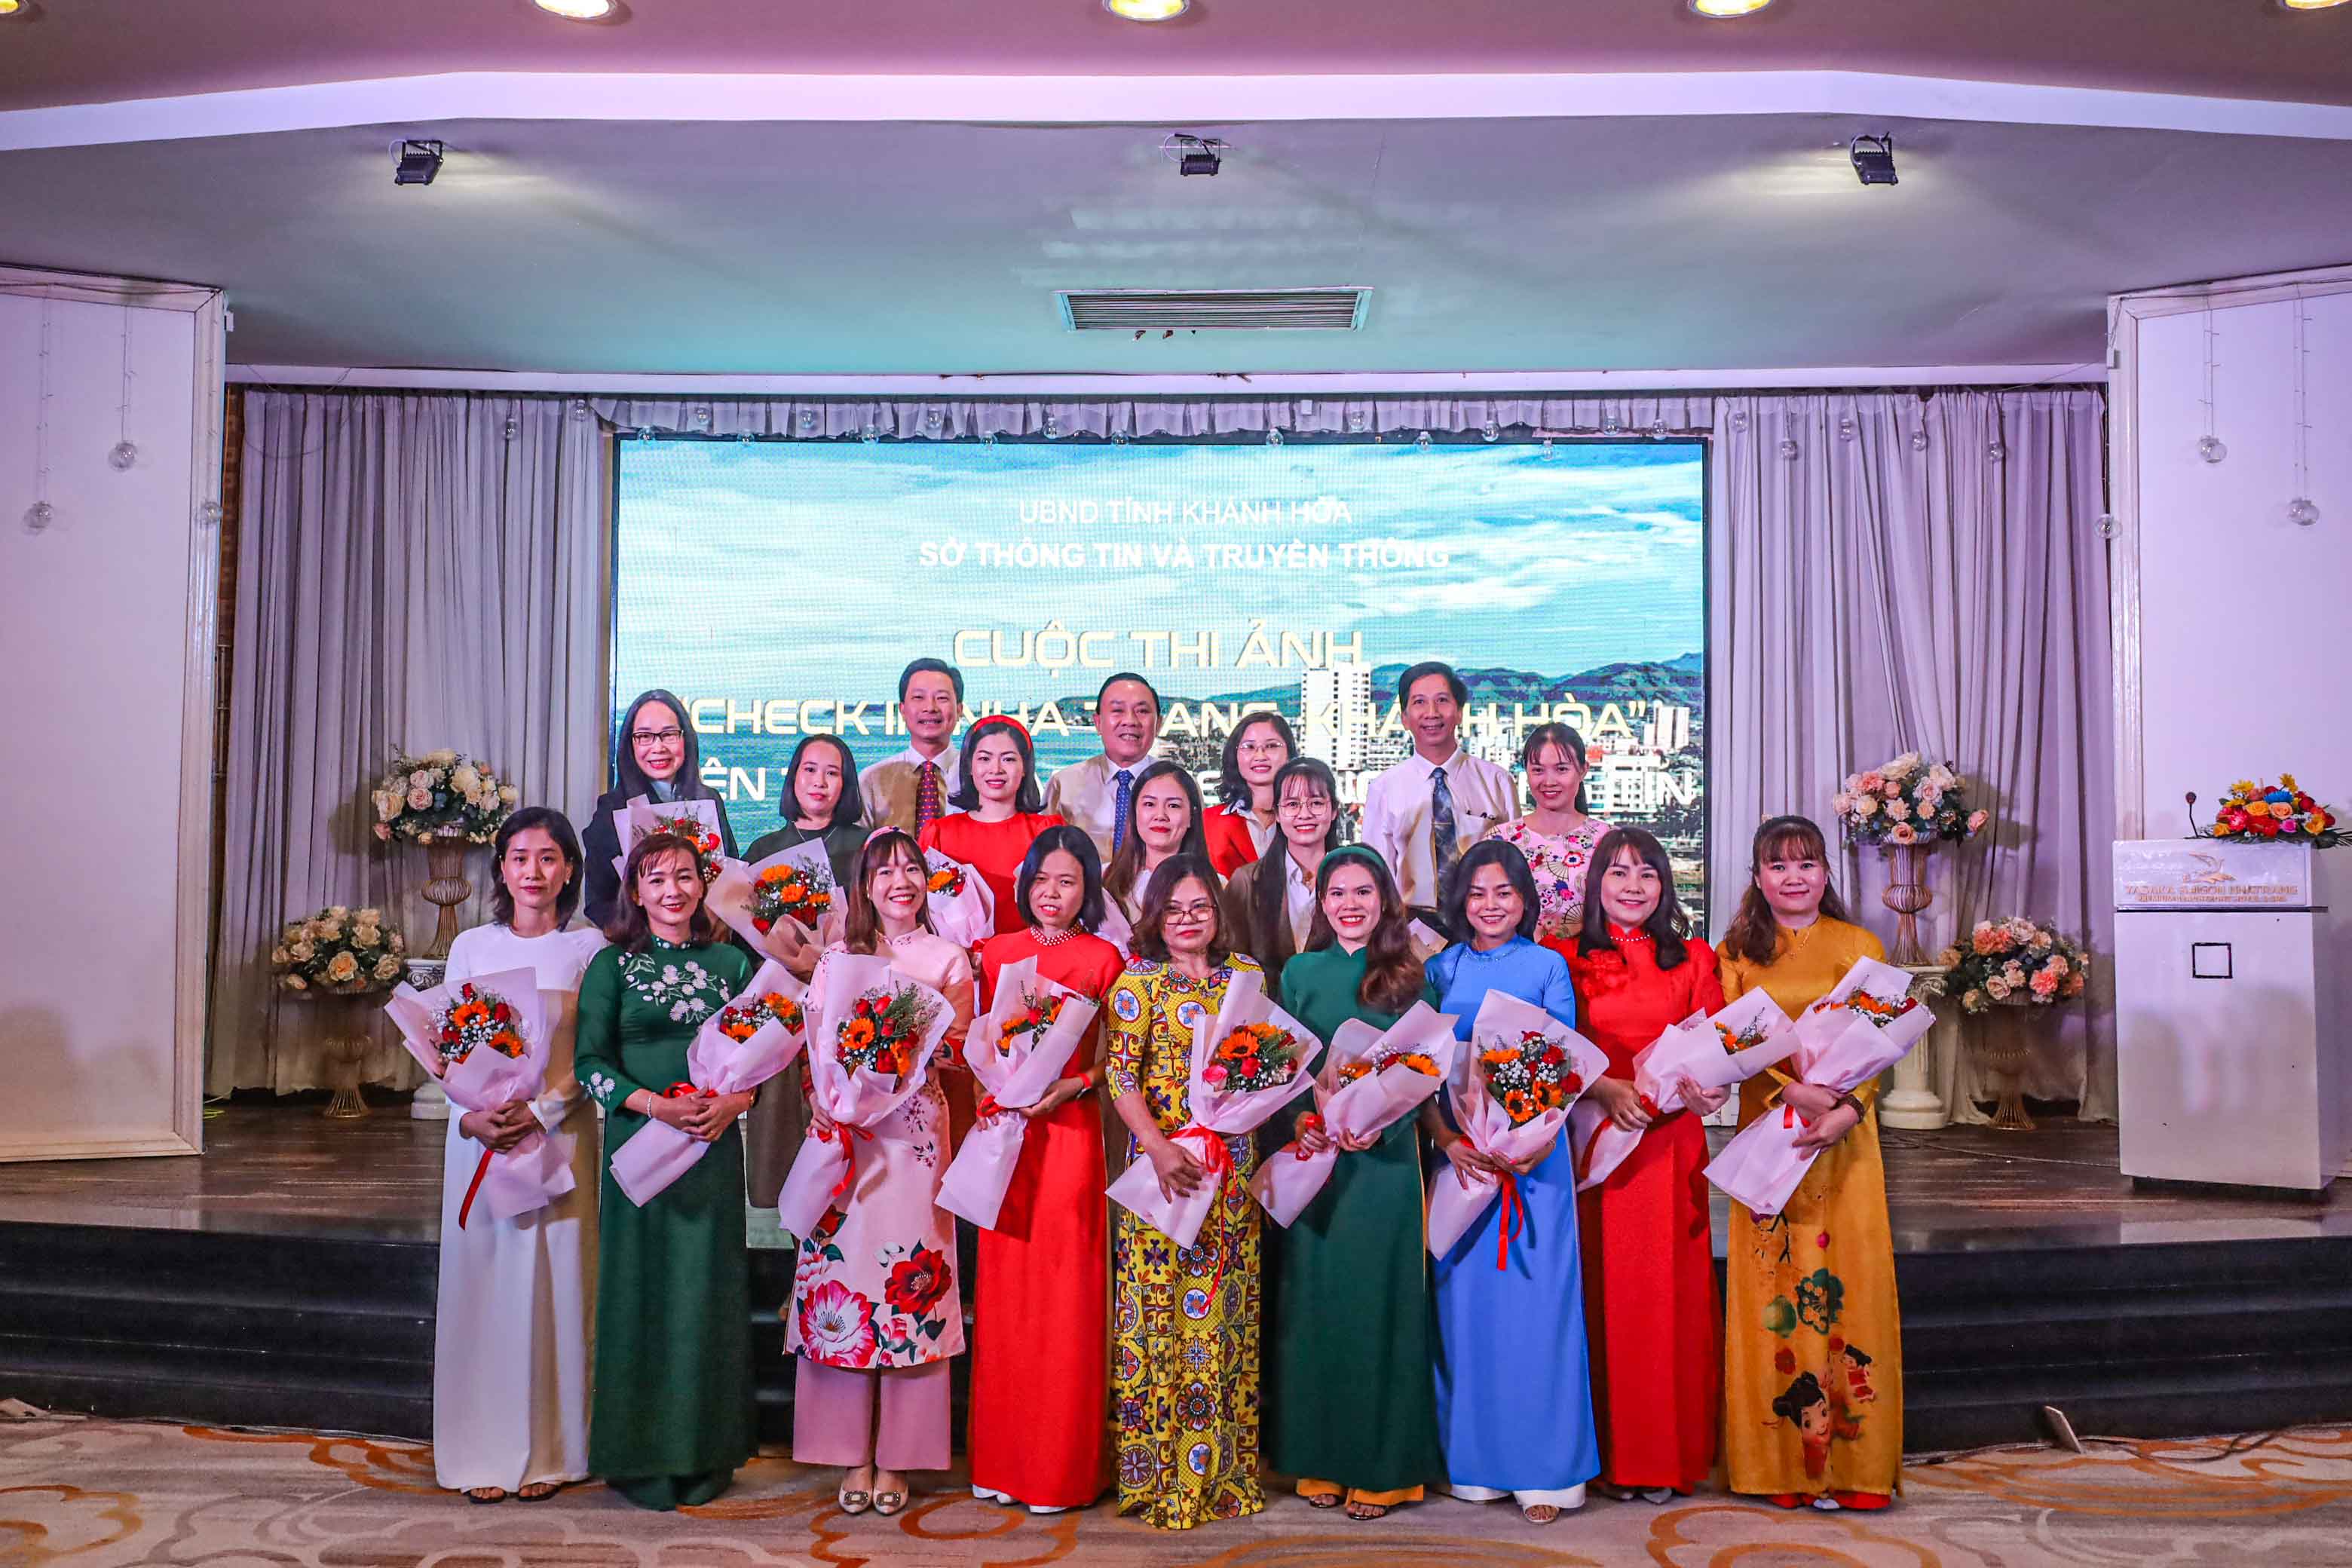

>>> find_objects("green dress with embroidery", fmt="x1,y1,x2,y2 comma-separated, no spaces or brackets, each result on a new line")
576,937,757,1508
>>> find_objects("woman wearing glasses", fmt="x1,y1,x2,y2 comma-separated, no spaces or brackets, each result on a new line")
582,689,740,929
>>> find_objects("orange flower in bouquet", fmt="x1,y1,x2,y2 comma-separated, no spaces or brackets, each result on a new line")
645,810,724,883
1336,1047,1442,1088
1478,1028,1583,1126
1203,1021,1305,1094
994,988,1065,1057
2207,773,2347,847
751,862,834,933
717,990,804,1044
433,982,528,1068
837,984,938,1080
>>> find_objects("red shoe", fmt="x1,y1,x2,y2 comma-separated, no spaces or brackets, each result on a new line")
1831,1491,1891,1511
1765,1493,1806,1509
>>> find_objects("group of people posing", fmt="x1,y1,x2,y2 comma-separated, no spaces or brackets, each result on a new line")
429,657,1904,1531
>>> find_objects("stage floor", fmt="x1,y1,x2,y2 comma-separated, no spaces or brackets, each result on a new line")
4,1104,2348,1251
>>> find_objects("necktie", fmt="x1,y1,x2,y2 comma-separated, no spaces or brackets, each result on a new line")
1431,764,1459,886
1110,768,1135,853
914,761,942,838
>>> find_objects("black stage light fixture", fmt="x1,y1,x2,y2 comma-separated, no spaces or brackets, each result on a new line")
1849,133,1897,187
394,139,446,186
1180,145,1220,177
1164,132,1224,178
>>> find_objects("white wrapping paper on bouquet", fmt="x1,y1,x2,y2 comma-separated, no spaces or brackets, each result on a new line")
1251,1002,1458,1227
1702,957,1935,1217
605,795,724,883
922,850,997,948
1095,901,1136,959
1570,988,1797,1193
775,953,954,1240
609,960,810,1208
936,957,1101,1230
384,967,570,1226
1104,967,1323,1250
1426,991,1609,1260
708,840,842,953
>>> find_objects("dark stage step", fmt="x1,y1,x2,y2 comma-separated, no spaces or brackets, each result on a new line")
1894,1231,2352,1451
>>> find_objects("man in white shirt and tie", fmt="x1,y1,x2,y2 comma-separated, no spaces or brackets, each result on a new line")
859,657,965,835
1359,660,1517,917
1042,672,1162,862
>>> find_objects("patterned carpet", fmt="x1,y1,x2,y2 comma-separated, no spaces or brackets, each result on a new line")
9,1416,2352,1566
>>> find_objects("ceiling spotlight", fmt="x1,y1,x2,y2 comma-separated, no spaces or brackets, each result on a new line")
1689,0,1773,15
2280,0,2352,8
0,2,29,17
1106,0,1189,17
394,139,446,186
1164,133,1225,177
1849,133,1898,186
534,0,616,16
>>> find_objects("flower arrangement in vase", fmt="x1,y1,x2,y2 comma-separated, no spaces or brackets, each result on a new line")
1935,916,2089,1132
368,748,518,957
1833,752,1990,964
271,906,410,1118
2198,774,2347,848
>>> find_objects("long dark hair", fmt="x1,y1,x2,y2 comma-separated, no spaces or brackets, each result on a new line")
1014,824,1107,933
1104,760,1210,905
782,733,862,829
1216,712,1297,810
1575,825,1692,970
1521,721,1592,814
1439,838,1541,945
1131,853,1231,966
843,828,936,954
1303,846,1425,1015
947,715,1045,814
1721,814,1856,966
603,831,727,951
613,688,721,804
1252,758,1340,975
489,806,584,928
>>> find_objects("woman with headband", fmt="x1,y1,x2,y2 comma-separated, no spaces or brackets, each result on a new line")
1265,846,1445,1521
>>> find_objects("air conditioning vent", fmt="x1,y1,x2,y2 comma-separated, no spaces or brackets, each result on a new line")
1057,286,1370,332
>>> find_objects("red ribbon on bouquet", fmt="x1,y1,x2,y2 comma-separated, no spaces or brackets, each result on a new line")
816,1119,876,1205
458,1095,564,1231
1494,1170,1527,1272
1171,1124,1238,1304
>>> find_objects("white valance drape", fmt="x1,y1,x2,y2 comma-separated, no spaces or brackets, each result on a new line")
213,384,2112,1119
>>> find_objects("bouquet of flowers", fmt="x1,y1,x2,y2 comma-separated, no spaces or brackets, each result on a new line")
1936,917,2090,1013
605,795,724,885
2201,773,2347,847
384,968,570,1227
775,954,954,1240
1251,1002,1458,1227
1426,992,1609,1260
1105,967,1323,1250
1833,752,1989,849
610,960,810,1206
937,957,1102,1230
271,906,409,995
369,749,516,845
923,849,996,948
1704,957,1936,1217
1571,988,1796,1193
709,841,840,951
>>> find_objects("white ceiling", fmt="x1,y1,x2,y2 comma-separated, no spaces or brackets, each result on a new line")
0,109,2347,376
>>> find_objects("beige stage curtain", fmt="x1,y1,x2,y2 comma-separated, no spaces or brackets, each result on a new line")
1709,390,2117,1122
208,392,609,1095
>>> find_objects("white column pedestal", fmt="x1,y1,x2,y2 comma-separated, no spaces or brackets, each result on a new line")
410,1080,452,1121
1881,962,1952,1130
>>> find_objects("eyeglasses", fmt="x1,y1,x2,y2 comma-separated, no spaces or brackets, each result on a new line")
631,727,684,745
1164,902,1217,922
1277,797,1333,816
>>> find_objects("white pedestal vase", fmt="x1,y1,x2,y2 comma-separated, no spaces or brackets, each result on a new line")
1879,961,1952,1129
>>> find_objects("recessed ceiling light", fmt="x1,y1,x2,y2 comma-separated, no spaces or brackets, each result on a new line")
1105,0,1189,21
534,0,614,17
0,2,26,17
2280,0,2351,9
1689,0,1773,15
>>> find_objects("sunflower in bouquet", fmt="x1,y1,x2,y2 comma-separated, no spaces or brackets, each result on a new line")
925,857,969,898
433,982,529,1068
717,990,804,1043
993,988,1066,1058
1202,1021,1306,1094
271,905,410,996
1478,1028,1585,1127
750,862,834,933
1335,1046,1442,1088
837,985,939,1080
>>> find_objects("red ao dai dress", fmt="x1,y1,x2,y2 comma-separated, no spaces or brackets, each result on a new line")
1555,926,1726,1494
964,926,1125,1509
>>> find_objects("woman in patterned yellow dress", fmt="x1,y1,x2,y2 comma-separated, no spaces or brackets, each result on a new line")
1717,815,1902,1510
1104,852,1267,1530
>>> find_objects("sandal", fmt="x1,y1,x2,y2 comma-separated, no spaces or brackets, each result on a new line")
873,1490,908,1517
1521,1503,1560,1524
1305,1492,1343,1511
515,1483,562,1502
463,1487,507,1505
1346,1501,1389,1521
